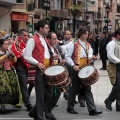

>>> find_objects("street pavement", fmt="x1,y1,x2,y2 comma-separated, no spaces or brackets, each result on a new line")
0,60,120,120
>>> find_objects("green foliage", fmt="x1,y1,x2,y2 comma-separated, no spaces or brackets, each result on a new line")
71,5,81,11
104,19,111,23
42,16,52,23
42,16,52,21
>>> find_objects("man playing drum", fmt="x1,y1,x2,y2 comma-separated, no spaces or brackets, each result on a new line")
65,28,103,115
24,20,57,120
45,32,66,119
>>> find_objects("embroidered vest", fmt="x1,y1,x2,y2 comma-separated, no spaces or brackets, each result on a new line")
32,34,52,66
72,40,90,67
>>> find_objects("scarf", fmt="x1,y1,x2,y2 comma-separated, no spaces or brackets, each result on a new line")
12,37,30,69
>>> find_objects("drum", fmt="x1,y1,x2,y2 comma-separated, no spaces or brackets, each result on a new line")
44,65,69,87
27,69,36,84
78,65,99,85
57,77,71,88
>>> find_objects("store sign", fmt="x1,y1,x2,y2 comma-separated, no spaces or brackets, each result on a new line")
11,13,28,21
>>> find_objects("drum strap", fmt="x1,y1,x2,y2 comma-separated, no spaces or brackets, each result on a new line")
79,43,89,63
46,43,54,59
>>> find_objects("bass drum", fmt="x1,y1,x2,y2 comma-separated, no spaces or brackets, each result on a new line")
44,65,70,88
78,65,99,85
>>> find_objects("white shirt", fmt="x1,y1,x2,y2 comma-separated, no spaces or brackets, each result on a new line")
23,33,50,65
65,39,93,66
60,41,73,55
106,40,120,63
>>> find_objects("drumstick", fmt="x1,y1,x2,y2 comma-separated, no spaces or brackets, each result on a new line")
62,88,66,93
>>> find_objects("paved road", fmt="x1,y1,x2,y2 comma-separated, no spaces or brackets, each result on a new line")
0,60,120,120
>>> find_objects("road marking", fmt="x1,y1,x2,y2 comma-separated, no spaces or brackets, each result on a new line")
0,118,32,120
73,119,102,120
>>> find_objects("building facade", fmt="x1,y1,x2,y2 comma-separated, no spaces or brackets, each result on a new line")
0,0,16,33
0,0,115,35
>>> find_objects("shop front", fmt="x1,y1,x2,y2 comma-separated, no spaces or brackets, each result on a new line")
11,13,28,33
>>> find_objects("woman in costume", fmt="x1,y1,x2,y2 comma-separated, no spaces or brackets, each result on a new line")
0,38,21,113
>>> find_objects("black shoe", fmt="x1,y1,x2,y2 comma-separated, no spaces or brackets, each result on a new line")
64,96,68,100
100,68,106,70
89,110,103,116
14,105,22,108
100,68,103,70
74,100,78,104
104,99,112,111
80,103,85,107
1,106,7,114
26,104,33,111
28,112,37,120
67,108,78,114
55,104,58,107
46,115,56,120
116,109,120,111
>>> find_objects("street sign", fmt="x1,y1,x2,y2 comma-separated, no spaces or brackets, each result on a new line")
28,24,33,34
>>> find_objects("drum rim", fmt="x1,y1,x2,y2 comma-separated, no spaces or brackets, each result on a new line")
44,65,66,76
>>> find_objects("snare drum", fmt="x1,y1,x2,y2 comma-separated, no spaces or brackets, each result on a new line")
44,65,68,87
78,65,99,85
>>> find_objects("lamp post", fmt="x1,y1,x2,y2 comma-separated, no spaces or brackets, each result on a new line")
96,20,99,34
73,0,76,37
71,0,80,37
105,5,110,33
42,0,50,17
104,16,107,32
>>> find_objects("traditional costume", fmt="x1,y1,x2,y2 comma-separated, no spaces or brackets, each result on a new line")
12,36,32,110
0,50,21,105
66,39,102,115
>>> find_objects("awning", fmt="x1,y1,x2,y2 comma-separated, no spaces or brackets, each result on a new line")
0,0,16,7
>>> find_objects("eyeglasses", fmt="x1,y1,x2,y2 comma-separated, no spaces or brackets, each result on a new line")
51,38,58,40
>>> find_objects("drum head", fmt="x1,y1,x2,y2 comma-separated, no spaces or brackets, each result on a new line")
78,65,95,78
44,65,65,76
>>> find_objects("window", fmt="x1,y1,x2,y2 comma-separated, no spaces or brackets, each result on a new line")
117,4,120,13
16,0,23,3
90,0,95,4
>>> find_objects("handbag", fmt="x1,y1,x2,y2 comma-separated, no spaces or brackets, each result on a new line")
107,63,116,85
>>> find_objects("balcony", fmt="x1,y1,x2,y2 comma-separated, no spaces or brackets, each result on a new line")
49,9,71,19
115,5,120,17
97,13,102,19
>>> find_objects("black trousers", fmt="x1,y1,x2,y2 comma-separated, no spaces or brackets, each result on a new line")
107,70,120,109
45,87,62,116
51,88,61,110
30,68,53,120
63,62,72,99
100,52,107,68
15,66,30,106
68,70,96,112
